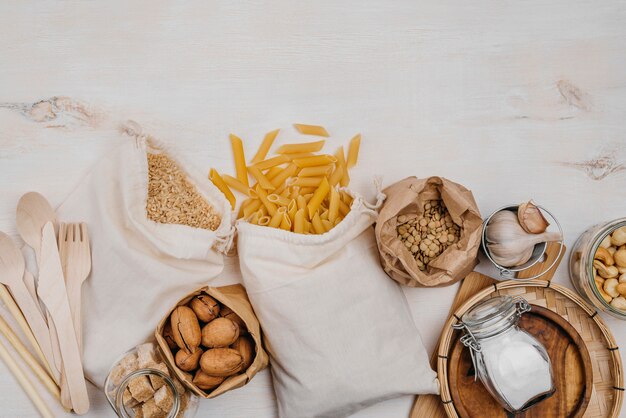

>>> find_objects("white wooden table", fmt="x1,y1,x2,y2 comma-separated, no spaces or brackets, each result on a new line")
1,1,625,417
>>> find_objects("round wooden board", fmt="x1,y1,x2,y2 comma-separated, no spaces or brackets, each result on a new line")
449,305,593,418
437,279,624,418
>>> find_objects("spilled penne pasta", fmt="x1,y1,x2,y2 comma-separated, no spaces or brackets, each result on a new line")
210,124,361,234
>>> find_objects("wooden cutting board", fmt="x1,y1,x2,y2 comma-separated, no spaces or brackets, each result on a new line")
410,241,564,418
448,304,593,417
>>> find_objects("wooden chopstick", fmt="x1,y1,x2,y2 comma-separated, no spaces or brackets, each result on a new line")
0,337,54,418
0,314,60,401
0,285,56,382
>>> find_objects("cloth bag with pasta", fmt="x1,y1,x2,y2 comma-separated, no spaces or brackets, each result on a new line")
237,188,439,418
56,122,234,386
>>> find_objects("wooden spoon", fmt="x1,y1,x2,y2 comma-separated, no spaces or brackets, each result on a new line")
0,232,59,385
16,192,64,404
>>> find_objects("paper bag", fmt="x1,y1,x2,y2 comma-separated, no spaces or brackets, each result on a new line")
375,176,482,287
155,284,269,399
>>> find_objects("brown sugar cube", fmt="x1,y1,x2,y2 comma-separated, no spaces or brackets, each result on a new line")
137,343,159,368
148,363,170,390
153,385,174,413
109,364,126,386
123,388,140,408
142,399,166,418
121,352,139,375
132,405,145,418
128,375,155,403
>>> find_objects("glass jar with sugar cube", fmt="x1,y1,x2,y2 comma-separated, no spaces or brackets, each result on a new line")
104,343,198,418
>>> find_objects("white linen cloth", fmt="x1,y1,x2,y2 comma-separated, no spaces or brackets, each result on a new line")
237,191,439,418
56,123,234,386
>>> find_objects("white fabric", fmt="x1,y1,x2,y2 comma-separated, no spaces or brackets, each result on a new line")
237,193,439,418
57,128,233,386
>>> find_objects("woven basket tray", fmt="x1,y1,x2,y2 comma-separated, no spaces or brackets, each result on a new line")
438,278,624,418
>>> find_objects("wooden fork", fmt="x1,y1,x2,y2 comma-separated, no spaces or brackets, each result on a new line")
57,223,91,352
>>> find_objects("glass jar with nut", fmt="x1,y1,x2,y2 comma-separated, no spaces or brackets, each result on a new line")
570,219,626,319
104,343,198,418
396,200,461,271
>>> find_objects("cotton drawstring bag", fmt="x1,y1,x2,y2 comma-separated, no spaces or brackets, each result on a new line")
56,121,235,386
237,187,439,418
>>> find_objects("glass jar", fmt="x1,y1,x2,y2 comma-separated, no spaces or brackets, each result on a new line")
569,218,626,319
454,296,554,412
104,343,198,418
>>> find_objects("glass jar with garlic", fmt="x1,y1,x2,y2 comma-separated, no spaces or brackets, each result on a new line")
570,219,626,319
482,202,564,280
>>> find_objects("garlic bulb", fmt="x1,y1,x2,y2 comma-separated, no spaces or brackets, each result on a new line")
486,210,562,267
517,201,549,234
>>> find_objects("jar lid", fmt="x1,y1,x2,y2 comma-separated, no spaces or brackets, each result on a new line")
461,296,521,338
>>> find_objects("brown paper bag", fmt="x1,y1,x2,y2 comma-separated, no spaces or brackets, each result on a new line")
375,176,483,287
155,284,269,398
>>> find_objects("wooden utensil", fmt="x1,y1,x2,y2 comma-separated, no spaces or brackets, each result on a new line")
449,304,593,417
0,232,58,385
410,242,565,418
0,314,60,401
0,337,54,418
38,222,89,414
16,192,63,378
57,223,91,352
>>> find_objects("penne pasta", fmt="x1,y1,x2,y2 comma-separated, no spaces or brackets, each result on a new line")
334,216,343,226
253,154,290,170
338,199,351,217
294,123,330,137
346,134,361,169
276,140,325,154
267,194,292,207
270,163,298,188
296,195,307,211
284,152,315,161
249,211,260,225
303,193,314,203
294,208,306,233
209,169,236,209
269,207,285,228
248,166,275,190
334,146,350,187
340,190,353,205
311,212,325,234
321,219,333,232
288,199,297,222
229,134,249,187
293,154,337,168
258,204,269,216
298,187,317,195
289,177,323,188
328,164,343,187
279,187,291,198
304,219,312,234
256,185,278,216
288,186,300,200
279,212,292,230
298,165,332,177
242,198,263,218
221,174,251,196
328,187,340,223
250,129,280,164
265,166,284,181
320,210,329,221
258,215,271,226
307,177,330,218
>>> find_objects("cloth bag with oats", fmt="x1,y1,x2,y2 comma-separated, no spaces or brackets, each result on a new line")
237,187,439,418
56,121,234,386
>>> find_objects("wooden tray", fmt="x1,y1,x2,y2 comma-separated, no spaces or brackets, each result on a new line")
449,304,593,417
411,242,624,418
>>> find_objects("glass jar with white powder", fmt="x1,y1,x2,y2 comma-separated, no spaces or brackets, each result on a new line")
454,295,554,412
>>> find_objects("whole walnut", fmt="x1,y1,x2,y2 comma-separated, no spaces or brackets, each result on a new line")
175,346,203,372
193,370,225,391
200,348,244,377
201,318,239,348
189,294,220,322
220,306,247,333
231,335,254,370
170,306,201,352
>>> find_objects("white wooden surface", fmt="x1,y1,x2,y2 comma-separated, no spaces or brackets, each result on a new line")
1,1,626,417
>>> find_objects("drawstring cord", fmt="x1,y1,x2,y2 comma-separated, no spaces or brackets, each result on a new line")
363,176,386,210
215,224,236,254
